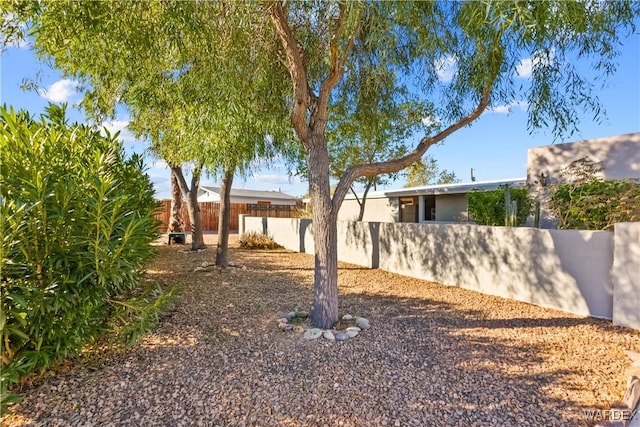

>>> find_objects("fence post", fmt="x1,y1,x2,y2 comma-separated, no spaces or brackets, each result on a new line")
238,214,246,235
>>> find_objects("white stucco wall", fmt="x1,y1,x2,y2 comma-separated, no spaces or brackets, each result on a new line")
527,133,640,228
527,133,640,186
379,223,613,318
338,196,399,223
244,215,639,328
612,223,640,329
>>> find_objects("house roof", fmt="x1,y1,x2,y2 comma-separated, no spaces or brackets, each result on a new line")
199,186,298,201
382,178,527,197
342,177,527,200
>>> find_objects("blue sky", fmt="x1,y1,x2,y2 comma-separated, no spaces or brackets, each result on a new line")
1,29,638,199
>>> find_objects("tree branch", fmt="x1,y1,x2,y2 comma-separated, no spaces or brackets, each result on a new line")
268,1,311,144
315,3,360,133
331,81,495,214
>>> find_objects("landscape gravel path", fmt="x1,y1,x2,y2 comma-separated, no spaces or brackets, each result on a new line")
3,234,639,427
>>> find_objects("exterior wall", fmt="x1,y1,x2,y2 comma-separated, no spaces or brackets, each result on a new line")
337,196,399,223
244,217,379,268
434,194,468,222
197,191,220,202
246,216,639,326
612,223,640,330
527,133,640,228
527,133,640,186
198,190,297,205
244,217,313,253
379,223,613,319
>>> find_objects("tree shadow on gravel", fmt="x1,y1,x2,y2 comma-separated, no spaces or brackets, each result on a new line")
3,241,639,427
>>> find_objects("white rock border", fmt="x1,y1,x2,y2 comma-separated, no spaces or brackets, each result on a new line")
276,311,370,342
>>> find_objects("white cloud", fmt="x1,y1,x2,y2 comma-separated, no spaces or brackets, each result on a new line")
516,48,556,79
421,115,441,128
488,100,529,114
6,37,29,49
151,177,172,200
39,79,79,102
251,174,300,185
435,55,458,83
151,159,168,169
101,120,136,143
516,58,533,79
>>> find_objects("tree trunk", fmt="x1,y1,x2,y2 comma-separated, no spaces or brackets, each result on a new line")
216,167,234,267
168,168,184,233
356,179,374,221
308,139,340,329
171,164,206,250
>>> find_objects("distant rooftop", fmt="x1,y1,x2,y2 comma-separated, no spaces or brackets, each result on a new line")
344,178,526,200
200,186,298,201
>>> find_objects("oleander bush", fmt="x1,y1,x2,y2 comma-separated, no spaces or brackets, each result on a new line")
0,104,178,413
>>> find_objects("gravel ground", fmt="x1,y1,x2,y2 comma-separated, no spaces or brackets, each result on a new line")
3,233,639,427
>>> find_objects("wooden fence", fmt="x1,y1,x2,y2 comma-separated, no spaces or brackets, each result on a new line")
154,200,299,232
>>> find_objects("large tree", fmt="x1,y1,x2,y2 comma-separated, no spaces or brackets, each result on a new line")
403,155,460,188
5,1,293,259
267,0,638,328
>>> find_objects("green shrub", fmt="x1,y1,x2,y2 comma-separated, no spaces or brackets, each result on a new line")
0,104,176,413
467,187,532,226
548,179,640,230
238,232,282,249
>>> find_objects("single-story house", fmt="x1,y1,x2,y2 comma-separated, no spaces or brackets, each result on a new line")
338,178,526,224
197,186,299,206
339,132,640,228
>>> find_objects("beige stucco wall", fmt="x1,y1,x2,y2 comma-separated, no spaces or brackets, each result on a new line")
612,223,640,330
434,194,468,222
338,196,399,222
527,133,640,228
244,216,640,328
527,132,640,187
379,223,614,319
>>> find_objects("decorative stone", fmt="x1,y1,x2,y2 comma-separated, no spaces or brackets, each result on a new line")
304,328,322,340
346,326,361,332
280,313,293,321
201,261,209,268
342,314,353,321
277,318,289,324
288,311,297,319
298,311,309,318
346,330,359,338
277,322,287,331
323,330,335,341
293,325,305,333
355,317,370,330
334,332,348,341
284,324,294,332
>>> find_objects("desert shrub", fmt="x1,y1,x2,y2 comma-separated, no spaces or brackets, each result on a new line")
548,179,640,230
0,104,177,412
239,232,282,249
467,187,532,226
545,157,640,230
